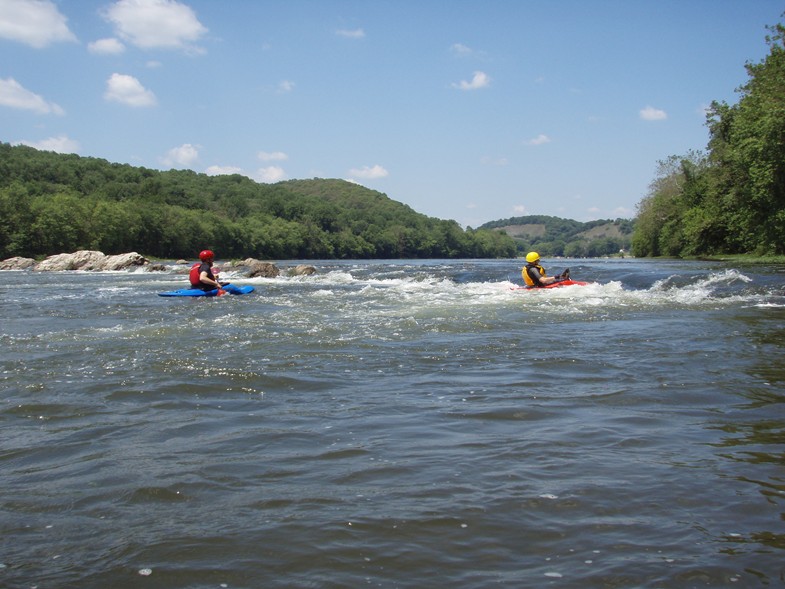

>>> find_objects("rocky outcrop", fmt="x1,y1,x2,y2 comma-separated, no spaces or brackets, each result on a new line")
208,258,287,278
0,257,37,270
0,252,313,277
34,250,108,271
244,259,280,278
289,264,317,276
0,250,151,272
101,252,149,271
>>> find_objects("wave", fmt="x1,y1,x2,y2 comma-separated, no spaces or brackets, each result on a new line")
231,266,771,318
6,260,779,318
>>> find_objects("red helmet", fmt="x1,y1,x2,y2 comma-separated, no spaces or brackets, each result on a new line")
199,249,215,261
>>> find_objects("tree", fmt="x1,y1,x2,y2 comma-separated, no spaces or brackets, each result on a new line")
0,142,519,260
634,17,785,257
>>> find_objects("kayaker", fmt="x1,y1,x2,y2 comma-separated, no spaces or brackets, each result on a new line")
522,252,569,288
189,249,225,291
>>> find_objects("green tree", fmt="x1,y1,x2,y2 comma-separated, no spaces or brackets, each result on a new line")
634,17,785,257
0,142,517,260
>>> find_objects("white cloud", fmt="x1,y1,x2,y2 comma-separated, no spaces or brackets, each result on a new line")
525,134,551,146
336,28,365,39
206,165,243,176
103,0,208,53
0,77,64,114
452,71,490,91
277,80,295,93
349,164,389,180
162,143,199,167
17,134,80,153
258,151,288,162
513,205,527,215
104,73,157,107
256,166,286,183
0,0,77,48
88,37,126,54
640,105,667,121
450,43,473,56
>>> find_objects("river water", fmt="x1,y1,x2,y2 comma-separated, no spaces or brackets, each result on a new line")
2,258,784,588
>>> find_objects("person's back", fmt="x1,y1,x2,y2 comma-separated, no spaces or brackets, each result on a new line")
190,250,222,291
521,251,568,287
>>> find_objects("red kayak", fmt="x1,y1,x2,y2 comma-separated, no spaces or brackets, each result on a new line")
511,279,589,290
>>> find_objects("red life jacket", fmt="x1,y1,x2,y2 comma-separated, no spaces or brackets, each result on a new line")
189,262,202,287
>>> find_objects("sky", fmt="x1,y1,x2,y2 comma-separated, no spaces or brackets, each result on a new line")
1,0,783,228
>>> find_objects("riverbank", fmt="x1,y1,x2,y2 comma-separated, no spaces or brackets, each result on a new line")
696,253,785,264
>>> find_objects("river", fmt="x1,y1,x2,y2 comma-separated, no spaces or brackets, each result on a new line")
2,258,784,588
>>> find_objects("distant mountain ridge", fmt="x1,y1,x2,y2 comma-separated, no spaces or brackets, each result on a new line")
479,215,634,257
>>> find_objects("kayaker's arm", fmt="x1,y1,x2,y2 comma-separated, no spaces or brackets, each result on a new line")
199,270,222,289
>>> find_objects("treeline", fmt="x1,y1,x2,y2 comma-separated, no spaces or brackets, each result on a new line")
480,215,634,257
633,20,785,257
0,144,516,260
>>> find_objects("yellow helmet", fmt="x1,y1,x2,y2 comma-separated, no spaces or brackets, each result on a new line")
525,251,540,263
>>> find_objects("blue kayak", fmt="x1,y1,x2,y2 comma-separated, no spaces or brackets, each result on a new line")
158,284,255,297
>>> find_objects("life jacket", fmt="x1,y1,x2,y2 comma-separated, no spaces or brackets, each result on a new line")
189,262,203,287
522,263,547,287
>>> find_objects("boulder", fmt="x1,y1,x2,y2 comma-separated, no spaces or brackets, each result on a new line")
0,257,37,270
35,250,106,271
101,252,148,271
32,250,149,271
289,264,317,276
245,260,280,278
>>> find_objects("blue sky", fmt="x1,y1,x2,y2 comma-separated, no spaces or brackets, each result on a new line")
1,0,782,228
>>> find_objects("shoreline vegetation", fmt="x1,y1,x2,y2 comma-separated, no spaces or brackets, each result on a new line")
632,20,785,259
1,143,520,262
694,254,785,264
0,143,631,261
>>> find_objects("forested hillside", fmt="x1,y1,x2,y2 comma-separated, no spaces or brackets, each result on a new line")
480,215,634,257
0,144,516,260
632,19,785,257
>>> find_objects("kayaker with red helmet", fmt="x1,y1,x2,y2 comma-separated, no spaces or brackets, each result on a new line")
522,252,569,288
189,250,224,291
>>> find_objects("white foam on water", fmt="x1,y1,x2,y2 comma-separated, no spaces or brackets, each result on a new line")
246,267,770,324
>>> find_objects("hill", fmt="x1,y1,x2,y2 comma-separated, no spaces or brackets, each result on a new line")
0,143,516,260
480,215,634,257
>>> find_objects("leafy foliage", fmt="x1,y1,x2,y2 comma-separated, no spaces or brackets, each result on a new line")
0,144,516,260
633,18,785,257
